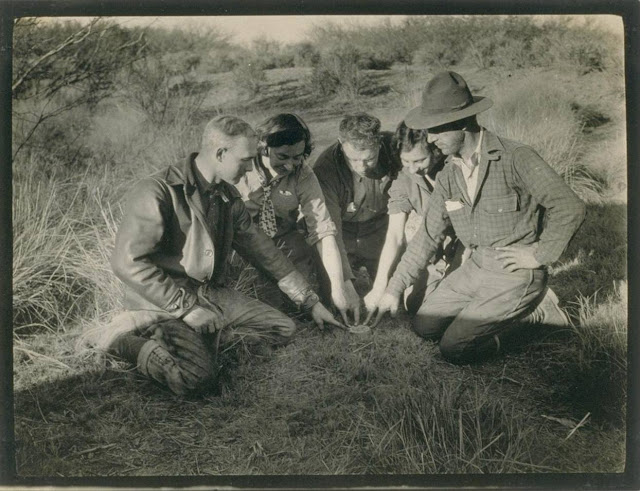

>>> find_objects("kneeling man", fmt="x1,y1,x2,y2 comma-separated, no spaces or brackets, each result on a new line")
375,72,586,363
97,116,340,395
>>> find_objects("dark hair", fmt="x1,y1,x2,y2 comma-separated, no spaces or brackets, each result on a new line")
256,113,313,158
393,120,446,175
393,120,429,153
338,113,381,147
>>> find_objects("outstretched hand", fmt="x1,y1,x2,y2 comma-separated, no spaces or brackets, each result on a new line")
363,285,385,319
363,291,401,328
332,281,361,326
495,244,541,272
311,302,346,330
340,280,361,326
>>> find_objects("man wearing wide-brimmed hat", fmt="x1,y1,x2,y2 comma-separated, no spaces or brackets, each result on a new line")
372,71,586,364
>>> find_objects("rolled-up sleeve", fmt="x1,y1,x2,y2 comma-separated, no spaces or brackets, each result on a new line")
314,156,355,281
111,178,197,318
387,174,414,215
386,175,450,297
297,164,337,245
512,147,586,265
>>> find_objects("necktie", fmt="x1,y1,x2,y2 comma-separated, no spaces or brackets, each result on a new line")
258,172,278,238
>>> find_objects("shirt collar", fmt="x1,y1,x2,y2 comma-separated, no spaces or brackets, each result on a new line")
255,156,291,187
450,128,484,171
191,153,228,200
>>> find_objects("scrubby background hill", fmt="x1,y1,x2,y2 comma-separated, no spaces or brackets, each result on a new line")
12,16,627,476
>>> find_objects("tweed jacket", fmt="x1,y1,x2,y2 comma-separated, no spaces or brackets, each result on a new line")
111,154,297,318
386,130,586,296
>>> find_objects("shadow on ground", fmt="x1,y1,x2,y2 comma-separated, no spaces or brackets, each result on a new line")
549,201,626,306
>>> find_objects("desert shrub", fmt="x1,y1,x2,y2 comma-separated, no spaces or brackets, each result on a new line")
309,16,622,75
310,46,364,99
463,16,546,69
310,18,413,67
200,48,239,73
357,49,395,70
12,18,146,160
479,76,606,201
143,25,237,75
122,54,210,127
249,36,295,69
529,19,621,74
140,23,230,56
409,17,475,68
412,41,459,69
232,57,267,96
12,96,95,172
489,38,533,69
287,42,321,67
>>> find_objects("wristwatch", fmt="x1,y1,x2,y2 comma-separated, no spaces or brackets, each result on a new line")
300,291,320,312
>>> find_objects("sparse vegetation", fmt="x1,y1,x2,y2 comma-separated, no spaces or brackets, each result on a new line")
11,15,627,477
310,46,365,99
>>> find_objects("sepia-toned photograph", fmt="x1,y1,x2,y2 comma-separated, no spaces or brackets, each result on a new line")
4,4,634,486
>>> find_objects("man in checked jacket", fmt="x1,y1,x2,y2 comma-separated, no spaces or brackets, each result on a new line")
373,71,586,364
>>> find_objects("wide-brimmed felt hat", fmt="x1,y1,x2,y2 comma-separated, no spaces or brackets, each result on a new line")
405,71,493,130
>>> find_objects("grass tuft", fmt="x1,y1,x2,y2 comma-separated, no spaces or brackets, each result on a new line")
479,75,608,201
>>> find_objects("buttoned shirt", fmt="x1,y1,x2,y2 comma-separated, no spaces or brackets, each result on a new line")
236,160,337,245
449,128,484,201
313,132,401,279
349,168,389,222
385,130,586,297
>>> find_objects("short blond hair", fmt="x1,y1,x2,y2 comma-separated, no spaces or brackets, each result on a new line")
201,115,255,152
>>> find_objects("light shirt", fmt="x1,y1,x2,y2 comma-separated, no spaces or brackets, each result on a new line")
450,128,484,201
236,161,337,245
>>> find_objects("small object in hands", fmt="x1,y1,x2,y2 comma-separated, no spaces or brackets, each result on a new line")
348,324,371,335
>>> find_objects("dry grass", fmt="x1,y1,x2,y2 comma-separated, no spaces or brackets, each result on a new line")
12,165,89,333
479,74,609,202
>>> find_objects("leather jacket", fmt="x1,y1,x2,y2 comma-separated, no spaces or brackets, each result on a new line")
111,154,310,317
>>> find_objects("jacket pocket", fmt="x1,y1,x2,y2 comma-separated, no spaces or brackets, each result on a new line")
479,194,519,214
478,193,521,241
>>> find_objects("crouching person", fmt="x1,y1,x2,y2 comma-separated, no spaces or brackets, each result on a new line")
235,113,360,324
374,72,586,364
90,116,341,396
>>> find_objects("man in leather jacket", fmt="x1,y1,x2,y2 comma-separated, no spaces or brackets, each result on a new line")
104,115,341,395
